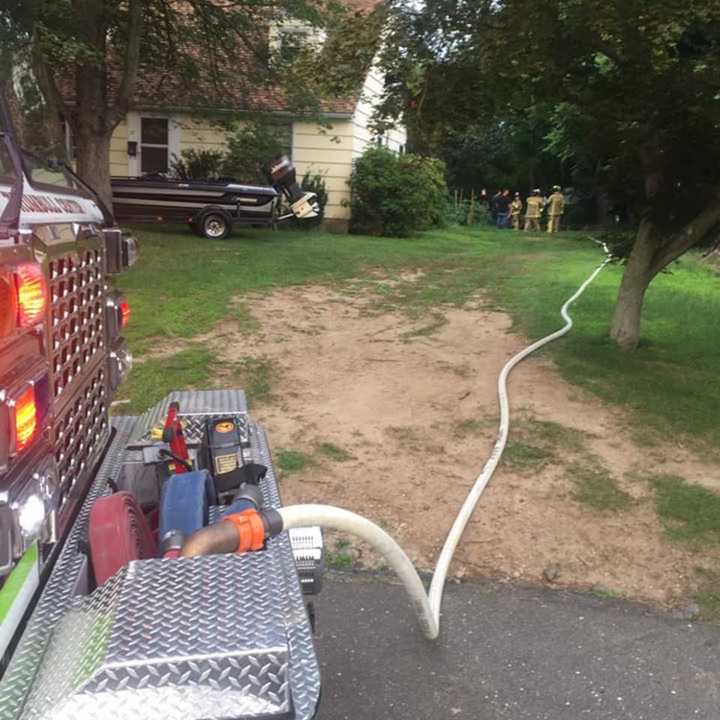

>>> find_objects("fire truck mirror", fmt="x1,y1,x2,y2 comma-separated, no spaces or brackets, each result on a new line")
104,229,138,274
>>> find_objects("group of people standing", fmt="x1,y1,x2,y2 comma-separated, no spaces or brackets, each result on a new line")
482,186,566,233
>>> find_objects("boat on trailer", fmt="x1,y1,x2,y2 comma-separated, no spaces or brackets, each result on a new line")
111,156,319,239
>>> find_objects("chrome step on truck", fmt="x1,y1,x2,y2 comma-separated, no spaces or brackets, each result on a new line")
0,97,324,719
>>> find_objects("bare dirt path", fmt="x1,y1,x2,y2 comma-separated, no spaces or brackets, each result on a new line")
207,282,720,609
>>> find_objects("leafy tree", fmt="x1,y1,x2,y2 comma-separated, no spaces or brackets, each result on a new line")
439,115,566,197
3,0,374,207
381,0,720,349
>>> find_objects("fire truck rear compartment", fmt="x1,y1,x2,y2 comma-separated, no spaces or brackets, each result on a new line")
0,390,322,720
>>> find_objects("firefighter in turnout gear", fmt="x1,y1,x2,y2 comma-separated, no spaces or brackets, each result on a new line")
524,189,544,231
546,185,565,233
510,192,523,230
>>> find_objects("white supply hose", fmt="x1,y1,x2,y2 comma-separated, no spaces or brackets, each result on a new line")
279,247,611,640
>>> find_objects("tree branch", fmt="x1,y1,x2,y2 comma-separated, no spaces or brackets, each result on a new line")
111,0,144,126
30,34,70,157
650,186,720,275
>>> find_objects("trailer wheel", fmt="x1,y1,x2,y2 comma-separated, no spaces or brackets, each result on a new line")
199,211,231,240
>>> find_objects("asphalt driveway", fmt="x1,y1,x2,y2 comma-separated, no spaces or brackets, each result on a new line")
314,573,719,720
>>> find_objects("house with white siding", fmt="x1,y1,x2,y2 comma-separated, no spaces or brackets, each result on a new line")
105,1,405,231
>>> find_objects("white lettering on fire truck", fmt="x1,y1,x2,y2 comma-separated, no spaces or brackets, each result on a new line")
0,191,83,214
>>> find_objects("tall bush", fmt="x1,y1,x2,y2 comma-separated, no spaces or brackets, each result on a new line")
170,149,225,180
299,171,328,227
222,121,289,185
349,147,448,237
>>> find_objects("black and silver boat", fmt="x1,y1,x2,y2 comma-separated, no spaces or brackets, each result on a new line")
111,156,319,239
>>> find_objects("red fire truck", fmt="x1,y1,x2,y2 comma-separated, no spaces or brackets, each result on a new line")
0,99,323,720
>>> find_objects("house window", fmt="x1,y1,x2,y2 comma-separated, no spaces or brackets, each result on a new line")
279,29,309,63
270,21,326,65
140,117,169,174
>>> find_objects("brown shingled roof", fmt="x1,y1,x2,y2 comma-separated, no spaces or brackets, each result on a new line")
344,0,384,11
60,0,384,118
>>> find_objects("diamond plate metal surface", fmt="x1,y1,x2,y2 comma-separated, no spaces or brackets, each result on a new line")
137,412,250,446
0,416,136,720
0,391,321,720
22,556,292,720
130,389,248,444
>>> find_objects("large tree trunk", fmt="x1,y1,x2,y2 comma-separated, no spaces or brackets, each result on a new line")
609,217,658,351
75,131,113,208
608,183,720,351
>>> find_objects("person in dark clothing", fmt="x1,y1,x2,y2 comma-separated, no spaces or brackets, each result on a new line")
494,189,511,229
490,190,502,224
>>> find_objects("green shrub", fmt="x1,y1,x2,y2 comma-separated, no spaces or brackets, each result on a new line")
446,194,490,226
299,171,329,227
170,149,225,180
349,147,448,237
222,121,290,185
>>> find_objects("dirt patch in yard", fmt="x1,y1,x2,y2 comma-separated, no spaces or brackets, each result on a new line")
208,283,720,609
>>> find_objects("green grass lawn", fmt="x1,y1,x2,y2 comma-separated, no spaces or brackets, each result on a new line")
117,223,720,452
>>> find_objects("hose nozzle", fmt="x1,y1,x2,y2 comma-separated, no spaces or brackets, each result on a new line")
180,508,283,557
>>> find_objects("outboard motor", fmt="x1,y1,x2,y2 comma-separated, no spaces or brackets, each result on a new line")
270,155,321,220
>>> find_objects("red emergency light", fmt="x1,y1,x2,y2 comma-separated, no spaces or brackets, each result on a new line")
14,386,38,453
119,299,130,328
15,264,47,327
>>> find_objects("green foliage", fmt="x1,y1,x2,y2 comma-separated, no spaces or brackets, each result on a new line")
349,147,448,237
275,3,386,113
381,1,720,344
448,193,489,226
694,568,720,621
569,464,633,513
226,356,278,407
326,548,354,569
299,171,329,227
386,0,720,226
115,346,213,414
652,475,720,548
596,230,638,262
223,121,290,185
276,449,313,474
503,442,554,469
170,149,225,180
9,0,378,204
316,442,354,462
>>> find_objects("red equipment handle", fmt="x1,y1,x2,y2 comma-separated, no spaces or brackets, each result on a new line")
162,401,189,473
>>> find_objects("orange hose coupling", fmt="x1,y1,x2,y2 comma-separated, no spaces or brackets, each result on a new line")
223,509,267,553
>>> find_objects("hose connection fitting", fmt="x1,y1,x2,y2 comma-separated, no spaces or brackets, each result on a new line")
180,508,283,558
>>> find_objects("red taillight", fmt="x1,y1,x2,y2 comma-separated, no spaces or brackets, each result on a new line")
15,264,47,327
15,386,38,453
0,275,17,337
120,299,130,328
